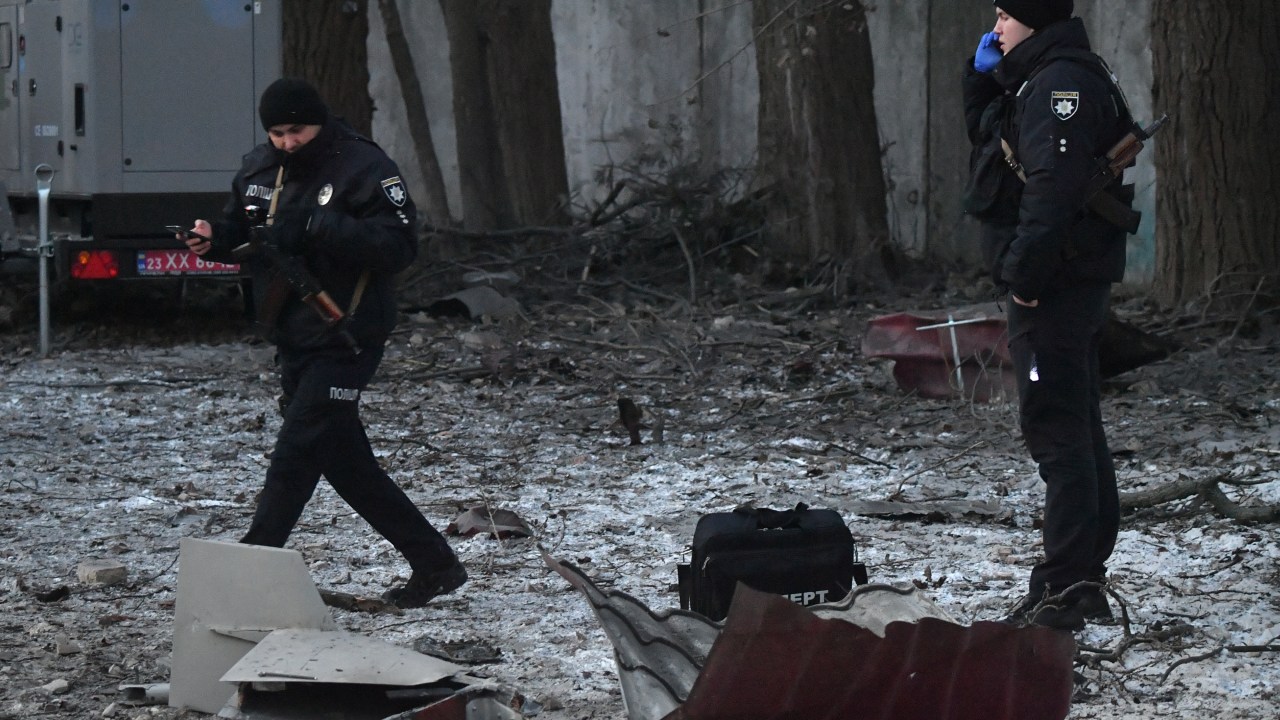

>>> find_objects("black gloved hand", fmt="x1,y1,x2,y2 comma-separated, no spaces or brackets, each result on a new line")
258,207,313,256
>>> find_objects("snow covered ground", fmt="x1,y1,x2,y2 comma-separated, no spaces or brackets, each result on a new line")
1,288,1277,719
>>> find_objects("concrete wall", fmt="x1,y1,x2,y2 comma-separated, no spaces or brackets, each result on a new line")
367,0,1156,283
550,1,726,203
867,1,932,258
368,2,457,215
923,1,992,268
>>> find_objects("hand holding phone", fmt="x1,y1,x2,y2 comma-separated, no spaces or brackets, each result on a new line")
165,225,211,242
168,223,215,256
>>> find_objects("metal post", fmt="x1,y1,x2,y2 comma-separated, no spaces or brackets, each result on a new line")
35,164,55,358
915,315,992,397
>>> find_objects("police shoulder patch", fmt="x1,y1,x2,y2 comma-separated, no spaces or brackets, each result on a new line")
1051,91,1080,121
380,176,407,207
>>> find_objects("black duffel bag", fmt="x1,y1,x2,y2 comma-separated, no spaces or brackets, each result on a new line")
677,503,868,621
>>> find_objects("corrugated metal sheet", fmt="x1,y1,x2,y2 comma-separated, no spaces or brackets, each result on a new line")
545,553,719,720
670,587,1075,720
545,553,1076,720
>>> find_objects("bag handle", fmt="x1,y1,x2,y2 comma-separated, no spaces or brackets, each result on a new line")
733,502,810,530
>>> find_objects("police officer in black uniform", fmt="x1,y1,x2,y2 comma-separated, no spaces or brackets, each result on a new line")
183,79,465,609
963,2,1135,630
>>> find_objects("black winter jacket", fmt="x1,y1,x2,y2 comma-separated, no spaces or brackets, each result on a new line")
205,118,417,351
962,18,1132,301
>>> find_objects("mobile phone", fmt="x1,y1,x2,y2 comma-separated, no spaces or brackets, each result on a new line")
165,225,211,242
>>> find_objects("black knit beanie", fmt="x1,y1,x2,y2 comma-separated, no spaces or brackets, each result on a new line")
994,0,1073,30
258,78,329,130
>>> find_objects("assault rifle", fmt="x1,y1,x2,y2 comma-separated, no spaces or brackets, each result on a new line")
1085,113,1169,201
1076,113,1168,234
232,204,360,353
1002,113,1168,235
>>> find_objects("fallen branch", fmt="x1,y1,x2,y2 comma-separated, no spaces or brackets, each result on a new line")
888,440,987,500
1159,635,1280,685
1216,276,1268,356
1201,483,1280,522
1120,470,1279,522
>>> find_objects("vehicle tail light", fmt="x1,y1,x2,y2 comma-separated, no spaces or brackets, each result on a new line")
70,250,120,279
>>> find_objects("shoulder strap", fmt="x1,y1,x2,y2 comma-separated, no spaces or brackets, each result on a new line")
1007,48,1137,157
1022,48,1136,126
348,269,371,314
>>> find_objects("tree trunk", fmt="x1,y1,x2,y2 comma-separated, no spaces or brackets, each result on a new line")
439,0,568,232
751,0,891,288
377,0,453,227
439,0,512,231
1151,1,1280,309
481,0,569,226
282,0,373,137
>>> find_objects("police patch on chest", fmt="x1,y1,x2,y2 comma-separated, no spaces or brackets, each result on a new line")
1051,91,1080,120
381,176,407,207
317,183,334,206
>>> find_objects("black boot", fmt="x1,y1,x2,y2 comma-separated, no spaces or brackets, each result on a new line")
1005,592,1085,632
383,562,468,609
1076,585,1115,624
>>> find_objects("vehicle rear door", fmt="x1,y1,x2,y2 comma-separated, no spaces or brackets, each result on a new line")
18,1,62,176
0,4,18,173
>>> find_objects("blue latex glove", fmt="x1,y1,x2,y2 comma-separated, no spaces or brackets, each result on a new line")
973,32,1003,73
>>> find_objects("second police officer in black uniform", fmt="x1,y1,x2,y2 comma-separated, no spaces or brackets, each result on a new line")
963,1,1137,631
184,78,466,609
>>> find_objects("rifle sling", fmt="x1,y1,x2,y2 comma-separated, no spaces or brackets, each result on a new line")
348,269,370,315
256,166,290,331
255,164,372,329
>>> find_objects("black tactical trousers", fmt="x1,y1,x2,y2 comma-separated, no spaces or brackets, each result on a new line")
1008,282,1119,598
240,345,456,574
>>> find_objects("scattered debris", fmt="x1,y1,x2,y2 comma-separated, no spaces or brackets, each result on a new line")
166,539,523,720
318,588,405,615
446,506,535,540
863,305,1013,402
413,636,504,665
32,585,70,603
462,269,522,290
383,686,530,720
618,397,644,445
544,553,717,720
547,553,1075,720
670,588,1073,720
428,286,522,321
863,303,1173,401
54,634,82,655
845,498,1003,521
221,629,522,719
76,559,128,586
169,539,337,714
2,276,1276,720
222,626,463,687
118,683,170,706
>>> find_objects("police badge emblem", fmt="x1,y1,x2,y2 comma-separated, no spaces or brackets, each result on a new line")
381,176,407,207
1051,91,1080,121
317,183,334,206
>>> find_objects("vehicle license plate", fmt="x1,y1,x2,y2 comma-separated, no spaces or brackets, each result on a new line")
137,250,239,276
